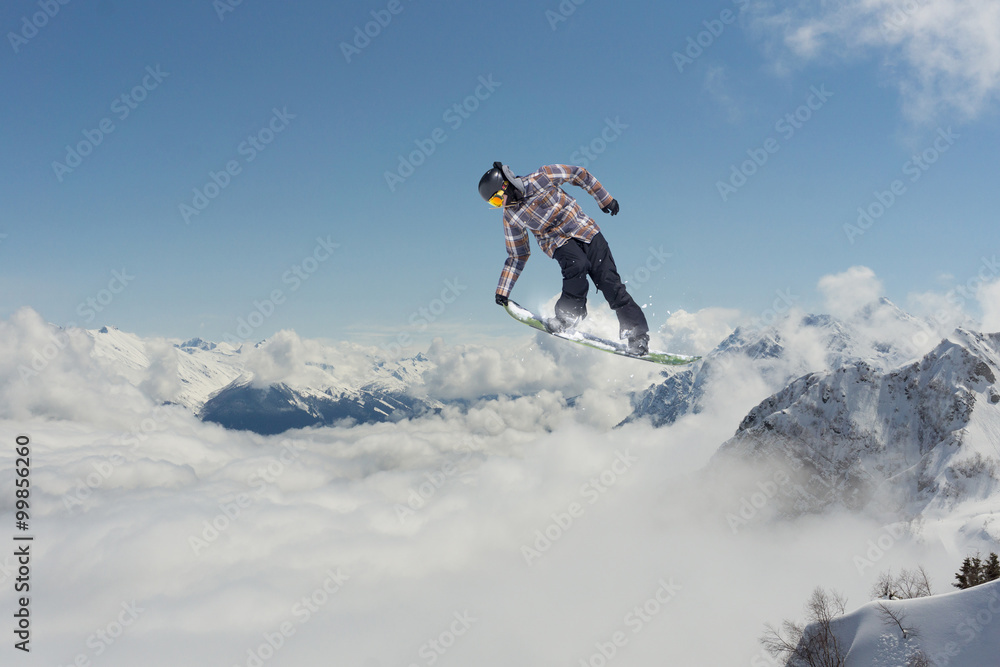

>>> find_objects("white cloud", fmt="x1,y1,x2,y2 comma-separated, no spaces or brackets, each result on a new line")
703,65,744,123
817,265,884,319
243,329,308,387
3,402,965,666
419,334,659,409
137,338,183,403
0,302,990,665
420,337,567,400
241,329,405,390
0,307,153,425
658,307,740,356
749,0,1000,121
977,279,1000,332
906,274,988,341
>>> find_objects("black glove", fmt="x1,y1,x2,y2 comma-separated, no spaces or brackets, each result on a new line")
601,199,619,216
495,293,509,307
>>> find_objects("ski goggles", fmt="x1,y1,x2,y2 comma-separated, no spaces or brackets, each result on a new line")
487,181,511,208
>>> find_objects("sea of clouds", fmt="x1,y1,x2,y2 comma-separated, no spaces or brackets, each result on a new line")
1,266,997,665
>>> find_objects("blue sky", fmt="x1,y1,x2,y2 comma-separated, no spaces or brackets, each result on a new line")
3,0,999,346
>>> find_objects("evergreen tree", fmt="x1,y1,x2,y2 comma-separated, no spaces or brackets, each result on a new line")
985,552,1000,583
953,556,983,590
953,552,1000,589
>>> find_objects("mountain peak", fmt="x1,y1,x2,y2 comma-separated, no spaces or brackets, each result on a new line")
624,302,930,428
178,337,217,352
713,325,1000,519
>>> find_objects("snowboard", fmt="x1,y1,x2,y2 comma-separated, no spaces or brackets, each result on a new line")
504,300,701,366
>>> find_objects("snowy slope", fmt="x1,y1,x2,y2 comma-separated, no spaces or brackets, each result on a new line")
173,337,247,408
713,329,1000,521
87,326,245,410
814,580,1000,666
624,298,933,427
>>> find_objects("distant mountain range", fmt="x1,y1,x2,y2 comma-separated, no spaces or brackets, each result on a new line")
623,297,933,428
83,299,1000,510
87,325,439,433
80,299,1000,535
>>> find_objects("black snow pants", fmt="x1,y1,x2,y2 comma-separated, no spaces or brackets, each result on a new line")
552,233,649,339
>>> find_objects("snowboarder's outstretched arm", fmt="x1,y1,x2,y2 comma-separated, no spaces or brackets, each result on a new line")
540,164,615,212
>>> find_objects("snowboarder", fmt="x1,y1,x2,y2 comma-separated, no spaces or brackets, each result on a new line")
478,162,650,355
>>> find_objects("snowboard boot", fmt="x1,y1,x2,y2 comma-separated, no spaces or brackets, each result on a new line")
551,302,586,334
626,332,649,356
549,311,583,334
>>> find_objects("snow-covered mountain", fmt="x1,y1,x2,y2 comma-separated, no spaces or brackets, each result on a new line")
85,325,438,433
713,329,1000,522
623,298,934,427
88,325,245,410
198,367,435,434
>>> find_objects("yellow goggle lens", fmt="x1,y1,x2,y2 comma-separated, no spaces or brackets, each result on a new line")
488,189,505,208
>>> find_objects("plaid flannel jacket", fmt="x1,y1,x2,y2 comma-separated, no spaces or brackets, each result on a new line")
496,164,614,298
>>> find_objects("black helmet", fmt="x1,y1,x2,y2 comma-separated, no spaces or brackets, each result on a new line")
478,164,505,203
478,161,525,206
